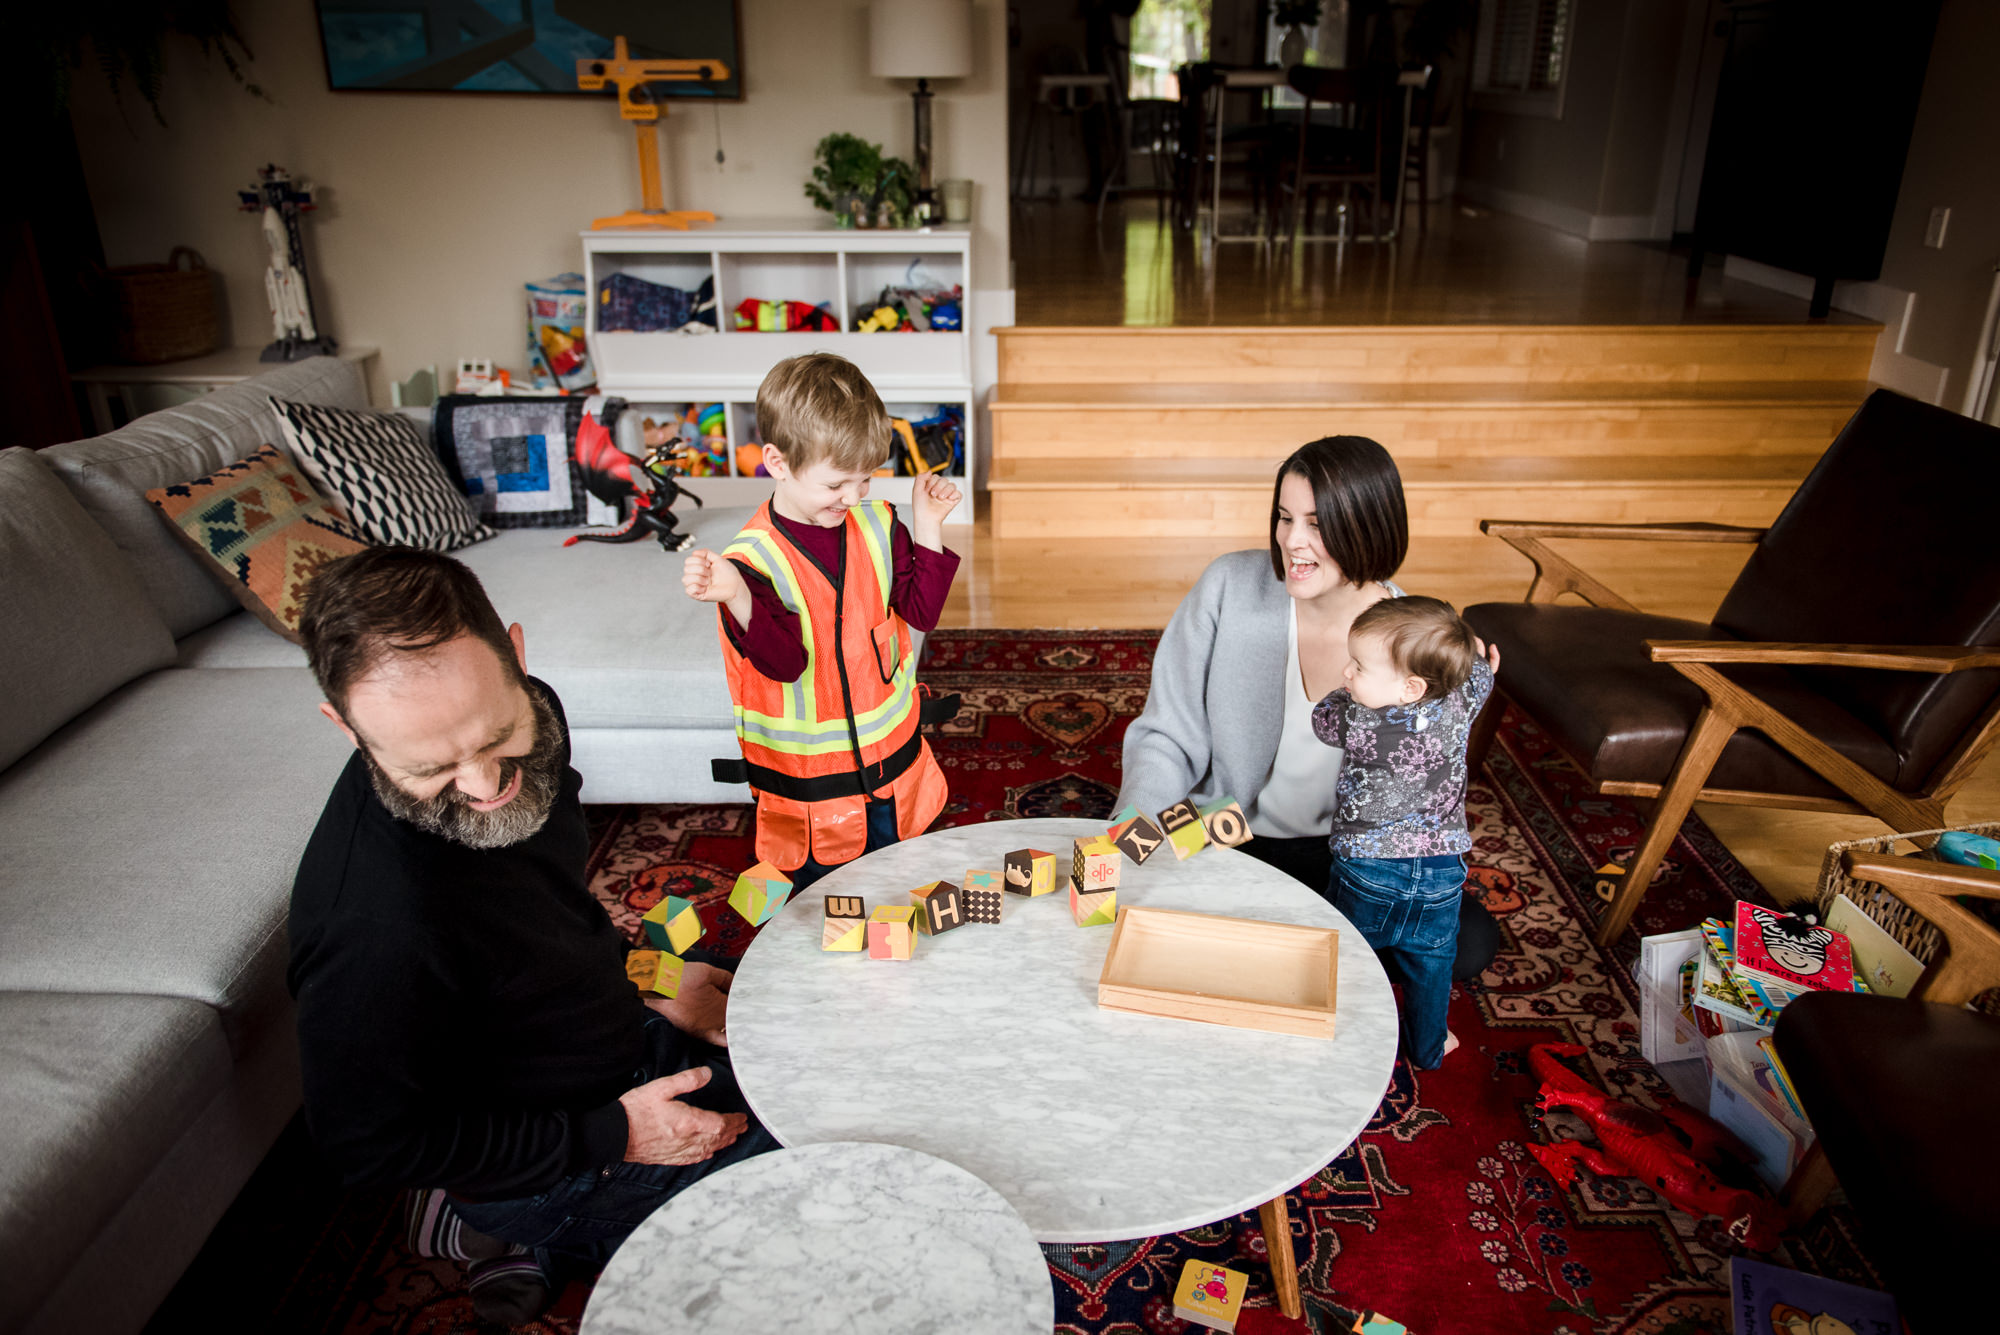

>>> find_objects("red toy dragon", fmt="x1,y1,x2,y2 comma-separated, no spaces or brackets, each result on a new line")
1527,1042,1785,1251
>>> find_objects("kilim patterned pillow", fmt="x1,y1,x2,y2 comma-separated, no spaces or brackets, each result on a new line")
271,398,495,550
144,444,369,642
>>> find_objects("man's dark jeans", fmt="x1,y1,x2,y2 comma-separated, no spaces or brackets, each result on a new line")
450,1014,778,1280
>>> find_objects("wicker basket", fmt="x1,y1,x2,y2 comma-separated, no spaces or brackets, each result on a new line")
107,247,220,364
1814,820,2000,964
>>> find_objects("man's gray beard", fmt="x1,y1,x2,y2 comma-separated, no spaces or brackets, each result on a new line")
363,686,566,850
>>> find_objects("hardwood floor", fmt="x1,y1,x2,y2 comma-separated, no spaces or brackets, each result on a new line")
934,520,2000,908
1011,199,1875,328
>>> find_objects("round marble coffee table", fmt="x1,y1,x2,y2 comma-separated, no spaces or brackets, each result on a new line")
728,818,1399,1312
580,1142,1053,1334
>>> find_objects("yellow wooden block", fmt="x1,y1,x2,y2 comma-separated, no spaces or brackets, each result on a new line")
1069,882,1117,927
1199,797,1252,848
1157,800,1210,860
641,895,705,953
729,860,795,926
869,904,916,960
1072,836,1121,893
1172,1260,1247,1333
823,894,867,951
1004,848,1058,896
625,948,683,998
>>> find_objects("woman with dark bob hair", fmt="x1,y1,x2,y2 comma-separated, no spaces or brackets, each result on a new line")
1115,436,1501,978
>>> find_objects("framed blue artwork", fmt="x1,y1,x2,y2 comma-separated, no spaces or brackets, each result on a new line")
314,0,743,98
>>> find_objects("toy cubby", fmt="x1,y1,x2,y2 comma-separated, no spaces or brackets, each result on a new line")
584,221,974,522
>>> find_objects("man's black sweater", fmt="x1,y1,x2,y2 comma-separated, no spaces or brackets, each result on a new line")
287,683,644,1199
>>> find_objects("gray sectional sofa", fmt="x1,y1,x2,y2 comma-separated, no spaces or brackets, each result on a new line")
0,358,753,1332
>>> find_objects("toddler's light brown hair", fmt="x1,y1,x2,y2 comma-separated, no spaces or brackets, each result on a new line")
755,353,893,474
1349,596,1478,702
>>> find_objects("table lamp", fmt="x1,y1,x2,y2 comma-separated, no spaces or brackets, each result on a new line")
869,0,974,223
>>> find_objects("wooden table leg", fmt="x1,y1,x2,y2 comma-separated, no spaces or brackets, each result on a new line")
1257,1193,1302,1320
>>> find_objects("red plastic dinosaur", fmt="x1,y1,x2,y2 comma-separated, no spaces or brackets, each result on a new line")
1527,1042,1784,1251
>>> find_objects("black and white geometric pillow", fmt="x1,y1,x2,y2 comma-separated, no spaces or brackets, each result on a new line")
270,398,495,551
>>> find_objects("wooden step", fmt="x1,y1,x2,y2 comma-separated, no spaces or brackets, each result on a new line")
986,456,1819,540
988,380,1870,462
996,324,1880,387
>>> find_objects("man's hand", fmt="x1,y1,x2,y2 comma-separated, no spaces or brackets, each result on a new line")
911,474,962,550
682,549,752,631
618,1066,748,1165
643,961,731,1046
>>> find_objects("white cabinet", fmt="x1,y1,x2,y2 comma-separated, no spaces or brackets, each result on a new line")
583,219,973,523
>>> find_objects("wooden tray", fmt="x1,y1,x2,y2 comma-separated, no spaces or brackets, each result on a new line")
1096,906,1339,1039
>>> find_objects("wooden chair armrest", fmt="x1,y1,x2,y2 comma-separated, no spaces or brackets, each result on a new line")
1479,520,1768,544
1841,852,2000,1008
1645,642,2000,673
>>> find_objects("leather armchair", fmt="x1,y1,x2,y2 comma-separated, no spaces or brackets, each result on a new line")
1773,852,2000,1331
1463,389,2000,946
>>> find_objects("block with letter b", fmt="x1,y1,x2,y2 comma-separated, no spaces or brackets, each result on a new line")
1004,848,1058,896
822,895,867,951
1199,797,1252,849
641,894,705,954
1072,836,1122,893
1156,800,1210,860
868,905,917,960
911,880,966,935
962,870,1004,923
729,861,795,926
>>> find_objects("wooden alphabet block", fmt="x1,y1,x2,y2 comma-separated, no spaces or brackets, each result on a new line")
962,870,1004,922
729,861,795,926
822,894,867,951
624,948,684,999
1172,1260,1247,1333
641,894,705,954
1072,836,1122,893
867,905,916,960
1004,848,1058,896
1069,881,1117,928
1157,800,1210,860
1108,813,1165,864
1198,797,1252,848
911,880,966,935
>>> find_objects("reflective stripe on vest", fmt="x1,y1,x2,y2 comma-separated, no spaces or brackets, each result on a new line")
721,501,918,760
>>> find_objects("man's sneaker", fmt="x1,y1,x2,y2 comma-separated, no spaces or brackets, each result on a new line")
467,1254,555,1324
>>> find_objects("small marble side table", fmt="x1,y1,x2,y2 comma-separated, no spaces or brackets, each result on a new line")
580,1142,1052,1335
728,818,1401,1319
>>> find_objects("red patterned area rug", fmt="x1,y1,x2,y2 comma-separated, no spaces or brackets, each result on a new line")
175,630,1880,1335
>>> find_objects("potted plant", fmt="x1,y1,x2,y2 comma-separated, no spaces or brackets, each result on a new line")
1273,1,1322,69
805,133,917,229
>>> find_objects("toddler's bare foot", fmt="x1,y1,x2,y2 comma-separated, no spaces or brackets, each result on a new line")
1443,1031,1460,1058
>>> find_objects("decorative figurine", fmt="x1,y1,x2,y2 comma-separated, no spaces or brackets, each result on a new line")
238,165,337,363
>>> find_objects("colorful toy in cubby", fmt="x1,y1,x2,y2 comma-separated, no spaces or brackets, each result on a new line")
734,443,766,477
1108,805,1165,864
641,895,705,954
1069,880,1117,928
1199,797,1252,848
732,298,838,332
868,905,917,960
912,880,967,935
1938,830,2000,868
729,861,794,926
1172,1260,1247,1333
624,948,684,999
823,895,867,952
1072,836,1121,894
962,870,1004,923
1157,800,1211,860
1004,848,1058,896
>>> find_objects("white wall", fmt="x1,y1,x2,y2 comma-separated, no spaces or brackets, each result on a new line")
69,0,1011,405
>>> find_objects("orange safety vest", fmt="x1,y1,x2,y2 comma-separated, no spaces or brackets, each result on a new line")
716,500,948,871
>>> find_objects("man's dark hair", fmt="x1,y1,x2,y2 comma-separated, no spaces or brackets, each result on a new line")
300,547,519,717
1267,436,1409,588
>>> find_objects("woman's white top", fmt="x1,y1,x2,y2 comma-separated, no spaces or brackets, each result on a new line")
1250,600,1343,839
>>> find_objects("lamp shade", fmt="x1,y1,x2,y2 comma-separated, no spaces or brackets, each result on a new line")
869,0,974,80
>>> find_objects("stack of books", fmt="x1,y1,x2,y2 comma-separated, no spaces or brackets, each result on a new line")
1691,902,1866,1033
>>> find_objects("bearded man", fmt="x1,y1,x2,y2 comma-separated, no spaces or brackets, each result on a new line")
287,547,773,1322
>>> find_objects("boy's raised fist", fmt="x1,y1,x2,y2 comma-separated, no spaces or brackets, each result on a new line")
914,473,962,524
682,548,745,604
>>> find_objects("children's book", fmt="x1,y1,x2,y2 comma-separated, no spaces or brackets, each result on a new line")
1638,928,1706,1066
1708,1063,1798,1187
1824,892,1925,998
1733,901,1854,994
1754,1036,1808,1123
1728,1256,1899,1335
1693,926,1777,1030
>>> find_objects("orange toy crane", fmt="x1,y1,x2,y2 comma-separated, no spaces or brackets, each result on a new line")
576,36,730,230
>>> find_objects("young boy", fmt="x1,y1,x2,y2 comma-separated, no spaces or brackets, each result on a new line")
1311,596,1494,1069
682,353,962,891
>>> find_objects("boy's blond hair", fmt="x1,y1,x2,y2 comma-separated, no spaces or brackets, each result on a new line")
1349,596,1478,702
755,353,893,474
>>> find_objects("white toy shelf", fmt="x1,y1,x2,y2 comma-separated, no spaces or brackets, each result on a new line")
583,218,973,523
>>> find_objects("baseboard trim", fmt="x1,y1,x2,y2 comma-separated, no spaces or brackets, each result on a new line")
1721,256,1951,405
1457,181,1671,243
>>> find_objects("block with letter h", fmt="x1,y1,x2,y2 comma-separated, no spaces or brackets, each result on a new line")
912,880,965,935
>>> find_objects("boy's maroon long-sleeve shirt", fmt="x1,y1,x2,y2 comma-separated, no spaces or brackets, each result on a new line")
722,509,959,682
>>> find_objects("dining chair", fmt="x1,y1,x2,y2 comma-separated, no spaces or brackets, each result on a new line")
1275,65,1392,241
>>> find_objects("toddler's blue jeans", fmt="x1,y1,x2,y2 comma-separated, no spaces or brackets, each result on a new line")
1329,853,1466,1070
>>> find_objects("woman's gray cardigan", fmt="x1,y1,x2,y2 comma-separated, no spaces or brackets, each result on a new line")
1115,550,1298,823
